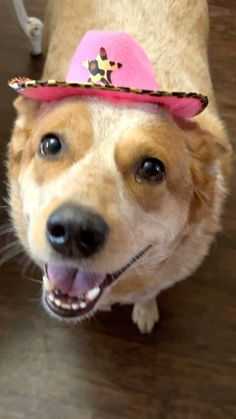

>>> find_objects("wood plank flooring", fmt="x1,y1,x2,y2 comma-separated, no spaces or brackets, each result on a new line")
0,1,235,418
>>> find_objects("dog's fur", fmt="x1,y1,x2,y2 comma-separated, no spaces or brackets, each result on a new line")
7,0,231,333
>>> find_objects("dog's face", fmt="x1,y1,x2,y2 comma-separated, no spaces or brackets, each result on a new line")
8,96,225,320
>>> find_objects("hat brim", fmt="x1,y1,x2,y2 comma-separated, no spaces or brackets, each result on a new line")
8,79,208,118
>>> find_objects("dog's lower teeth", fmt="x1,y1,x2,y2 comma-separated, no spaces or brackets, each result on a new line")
43,275,53,292
61,302,71,310
54,298,62,307
47,287,99,312
86,286,100,301
48,293,54,302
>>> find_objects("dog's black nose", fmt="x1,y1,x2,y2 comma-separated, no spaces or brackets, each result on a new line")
46,204,109,258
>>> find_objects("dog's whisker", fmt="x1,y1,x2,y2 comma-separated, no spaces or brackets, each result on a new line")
28,263,39,278
0,247,23,266
22,274,42,285
19,254,34,275
0,239,23,266
0,227,15,236
24,296,42,303
0,221,13,231
0,204,8,210
0,239,21,252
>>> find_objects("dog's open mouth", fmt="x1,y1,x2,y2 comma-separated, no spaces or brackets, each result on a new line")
44,244,152,318
45,280,105,318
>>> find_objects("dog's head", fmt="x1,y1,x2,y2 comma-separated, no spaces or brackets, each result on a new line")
7,96,228,320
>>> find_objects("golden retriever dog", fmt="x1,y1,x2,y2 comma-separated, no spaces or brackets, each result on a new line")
7,0,231,333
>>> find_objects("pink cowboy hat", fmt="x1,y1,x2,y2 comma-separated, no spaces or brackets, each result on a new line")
8,30,208,118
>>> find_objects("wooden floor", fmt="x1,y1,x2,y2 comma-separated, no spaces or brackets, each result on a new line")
0,1,235,418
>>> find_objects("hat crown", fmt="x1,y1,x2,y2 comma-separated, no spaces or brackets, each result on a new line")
66,30,158,90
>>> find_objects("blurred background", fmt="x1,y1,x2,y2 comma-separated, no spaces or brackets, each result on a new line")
0,1,235,418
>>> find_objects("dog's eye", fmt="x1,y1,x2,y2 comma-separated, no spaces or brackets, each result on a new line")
136,158,165,183
39,133,62,157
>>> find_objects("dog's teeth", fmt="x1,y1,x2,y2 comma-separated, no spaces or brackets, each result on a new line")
72,303,80,310
86,286,100,301
54,298,62,307
48,292,54,302
80,301,87,309
61,302,71,310
43,275,53,291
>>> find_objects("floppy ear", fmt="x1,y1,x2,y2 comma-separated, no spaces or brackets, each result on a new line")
175,116,230,154
174,117,231,224
8,97,41,176
13,96,40,128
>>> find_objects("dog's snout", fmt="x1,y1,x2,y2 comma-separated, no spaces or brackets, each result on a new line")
46,204,109,257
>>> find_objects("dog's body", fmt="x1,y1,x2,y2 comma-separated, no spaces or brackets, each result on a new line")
8,0,231,332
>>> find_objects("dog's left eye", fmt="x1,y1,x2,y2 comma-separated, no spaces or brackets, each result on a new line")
136,157,165,183
39,133,62,157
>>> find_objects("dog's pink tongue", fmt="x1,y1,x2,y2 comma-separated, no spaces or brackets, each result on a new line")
47,264,106,296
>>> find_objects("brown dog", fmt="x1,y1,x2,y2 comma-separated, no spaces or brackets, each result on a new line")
7,0,231,333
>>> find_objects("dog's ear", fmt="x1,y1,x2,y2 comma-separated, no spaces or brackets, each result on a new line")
13,96,40,128
8,97,41,176
175,117,230,160
174,117,231,224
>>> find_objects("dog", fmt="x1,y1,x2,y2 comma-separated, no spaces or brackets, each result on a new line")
7,0,231,333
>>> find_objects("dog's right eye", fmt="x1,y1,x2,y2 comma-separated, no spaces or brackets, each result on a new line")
39,133,62,157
